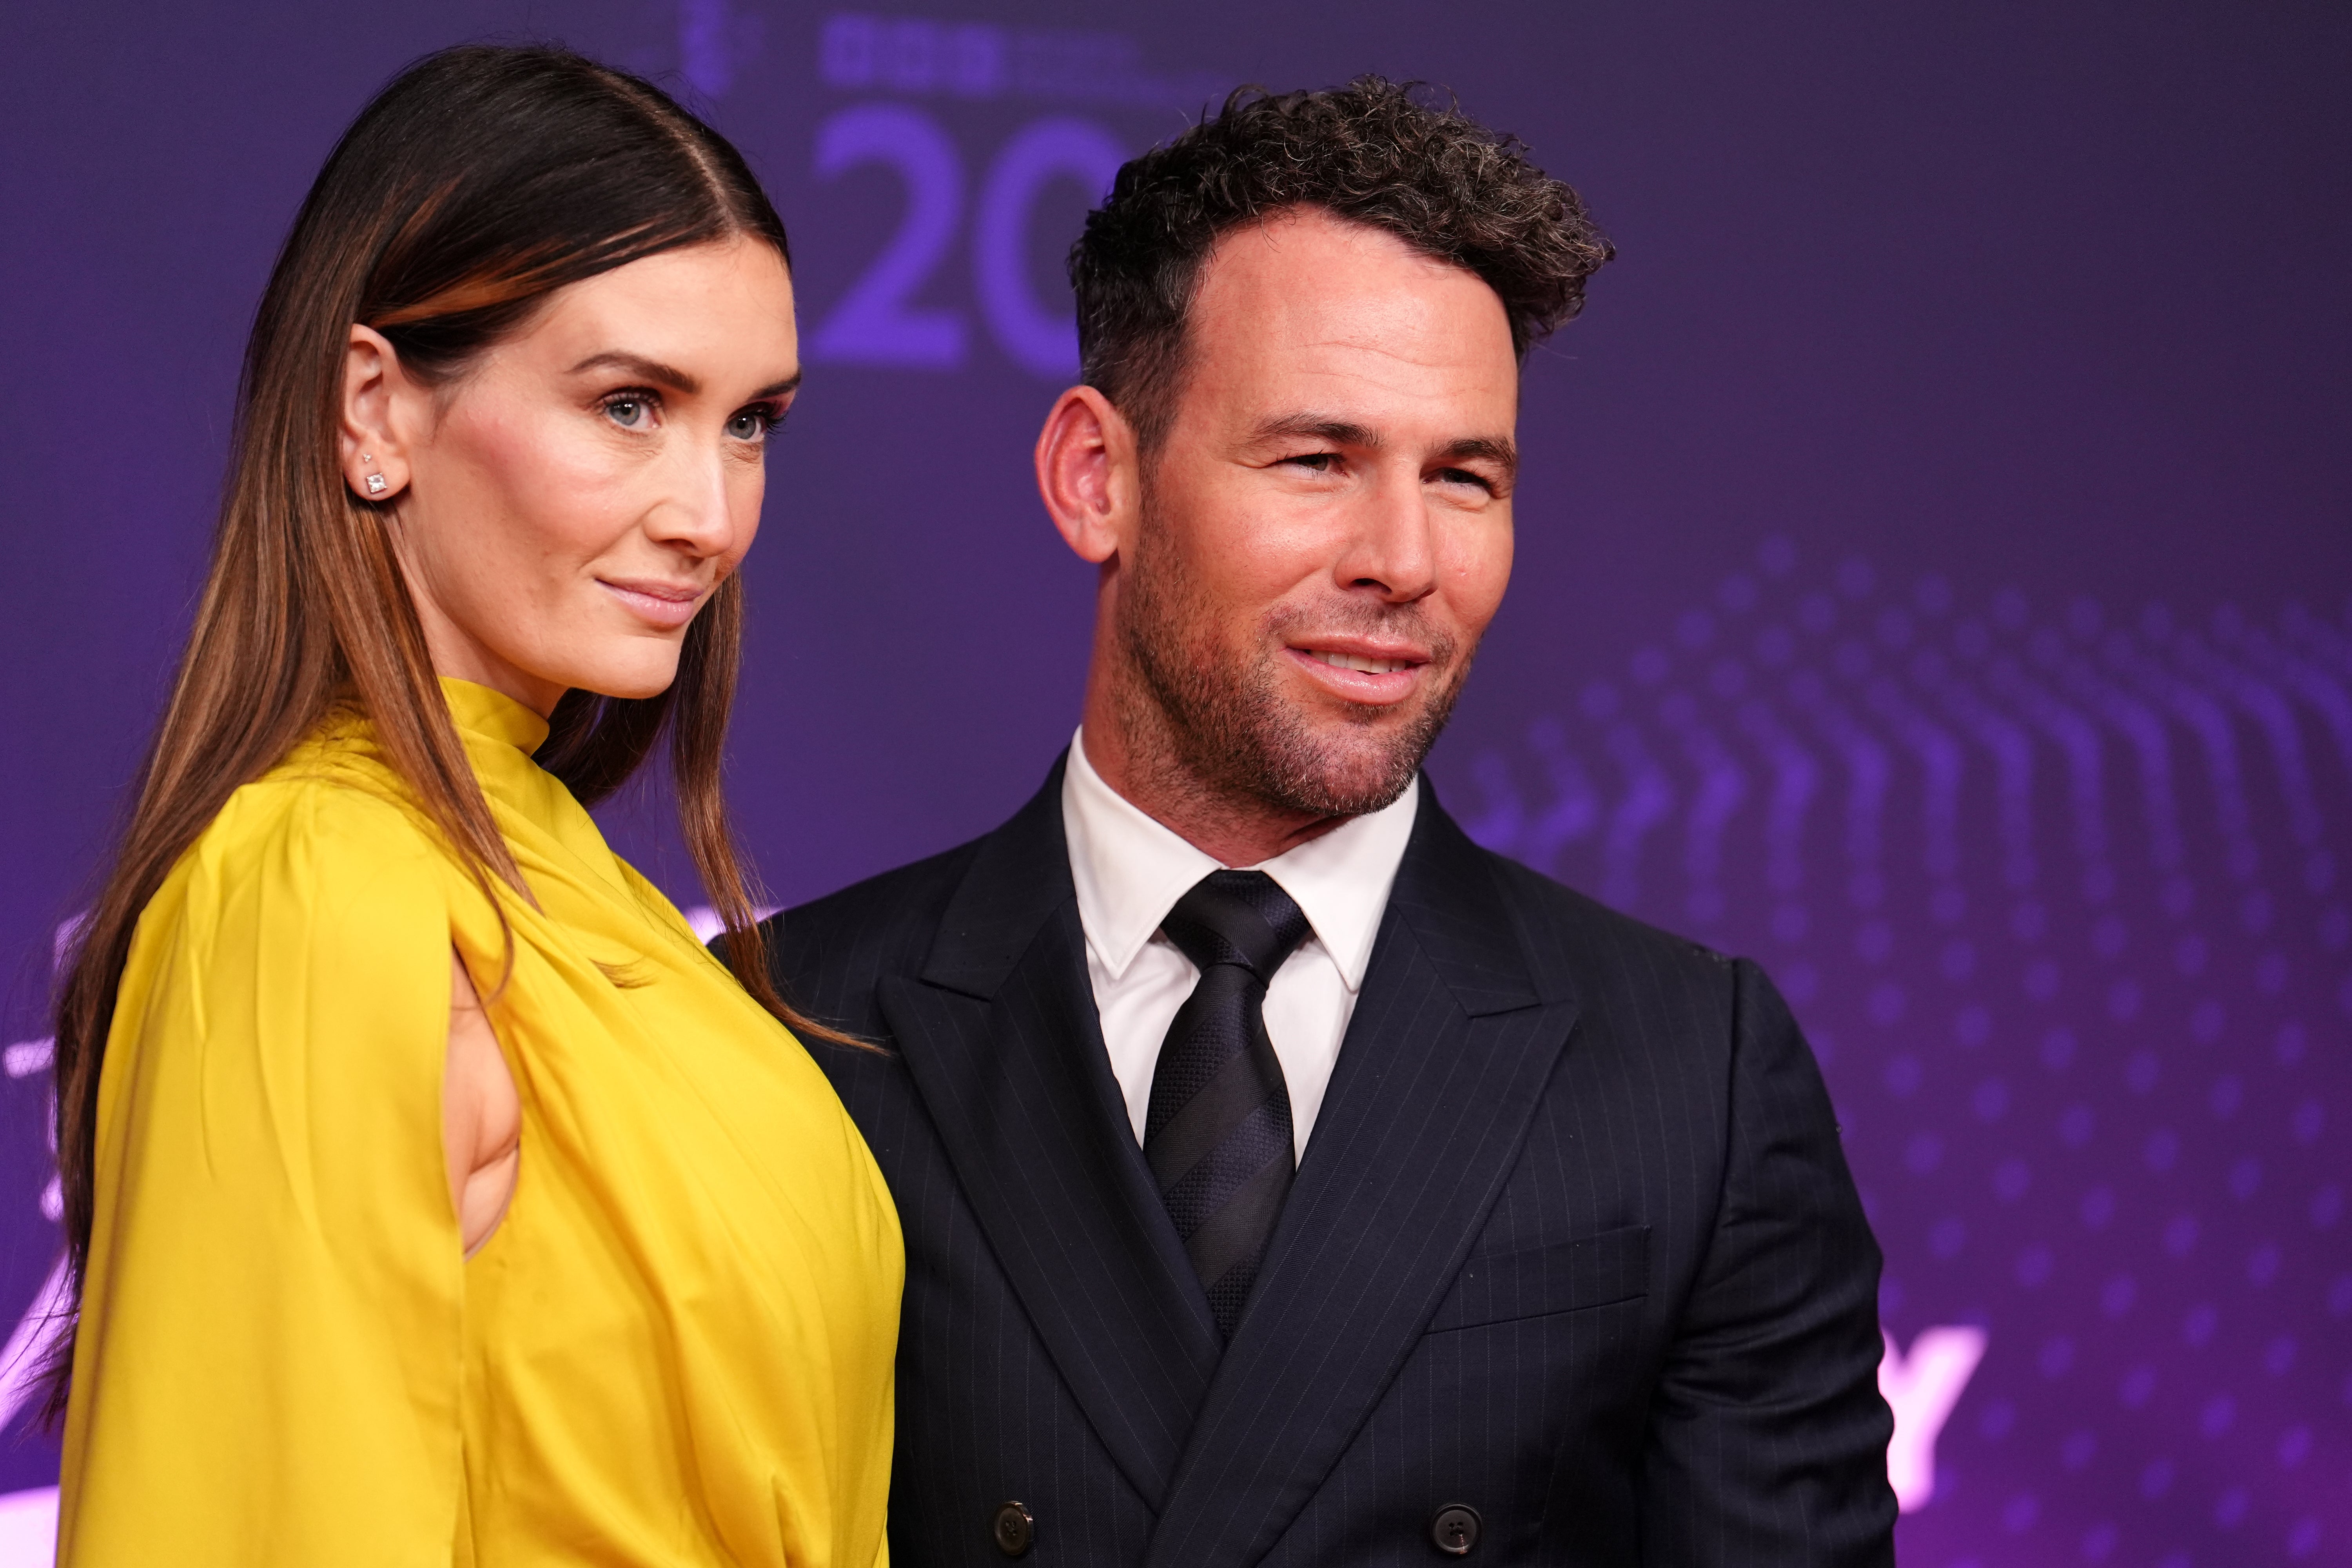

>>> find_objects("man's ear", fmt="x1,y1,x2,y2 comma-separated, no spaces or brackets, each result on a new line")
1034,385,1139,566
339,325,413,503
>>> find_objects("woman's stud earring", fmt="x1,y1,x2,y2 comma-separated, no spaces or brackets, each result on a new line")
365,473,389,495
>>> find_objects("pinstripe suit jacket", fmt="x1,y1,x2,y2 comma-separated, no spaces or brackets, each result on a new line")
764,762,1896,1567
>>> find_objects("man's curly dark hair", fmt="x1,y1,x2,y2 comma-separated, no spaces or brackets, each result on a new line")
1068,76,1613,450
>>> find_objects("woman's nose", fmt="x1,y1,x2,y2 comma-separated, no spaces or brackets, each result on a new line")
649,440,745,557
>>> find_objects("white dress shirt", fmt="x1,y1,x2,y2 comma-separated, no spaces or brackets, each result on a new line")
1061,727,1419,1163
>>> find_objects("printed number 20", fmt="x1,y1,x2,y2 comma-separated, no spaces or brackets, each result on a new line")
806,103,1126,377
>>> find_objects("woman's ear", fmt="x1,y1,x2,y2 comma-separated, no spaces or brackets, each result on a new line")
340,325,412,503
1033,385,1139,566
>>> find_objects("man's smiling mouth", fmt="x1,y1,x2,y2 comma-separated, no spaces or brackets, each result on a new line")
1306,650,1415,675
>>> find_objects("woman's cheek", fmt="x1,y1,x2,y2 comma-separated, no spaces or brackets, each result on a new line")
531,443,647,560
735,483,765,559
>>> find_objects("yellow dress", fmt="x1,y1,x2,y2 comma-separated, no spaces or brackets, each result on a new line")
58,679,901,1567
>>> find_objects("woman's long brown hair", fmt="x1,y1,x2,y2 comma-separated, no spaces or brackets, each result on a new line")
43,46,838,1418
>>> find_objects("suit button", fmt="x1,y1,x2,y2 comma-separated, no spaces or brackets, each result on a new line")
992,1501,1034,1557
1430,1503,1481,1556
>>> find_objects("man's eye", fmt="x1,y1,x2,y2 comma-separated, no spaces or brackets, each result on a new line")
604,397,652,429
1435,467,1494,492
1282,453,1338,473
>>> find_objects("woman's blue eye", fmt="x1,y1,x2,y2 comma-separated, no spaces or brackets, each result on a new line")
726,410,768,441
605,398,649,428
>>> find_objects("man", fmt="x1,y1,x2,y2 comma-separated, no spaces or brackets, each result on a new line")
767,80,1896,1566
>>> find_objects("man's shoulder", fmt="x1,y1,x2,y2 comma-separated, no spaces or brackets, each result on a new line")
770,832,988,958
759,833,990,1021
1464,831,1740,1007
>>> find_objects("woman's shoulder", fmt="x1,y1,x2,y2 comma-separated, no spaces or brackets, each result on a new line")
165,734,454,933
116,730,461,1075
238,738,435,853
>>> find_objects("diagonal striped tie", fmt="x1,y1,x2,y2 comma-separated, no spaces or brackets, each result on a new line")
1145,870,1312,1341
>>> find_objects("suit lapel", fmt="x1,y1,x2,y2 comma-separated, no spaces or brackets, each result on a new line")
1143,784,1582,1568
879,762,1221,1511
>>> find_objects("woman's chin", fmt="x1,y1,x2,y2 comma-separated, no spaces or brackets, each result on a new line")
561,658,680,704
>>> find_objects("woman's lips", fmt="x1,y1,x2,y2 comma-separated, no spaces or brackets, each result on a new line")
597,577,706,631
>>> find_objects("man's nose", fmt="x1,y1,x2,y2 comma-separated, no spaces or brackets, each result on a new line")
1336,466,1438,601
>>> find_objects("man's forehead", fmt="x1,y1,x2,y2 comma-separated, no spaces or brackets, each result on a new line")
1183,211,1517,413
1195,213,1506,335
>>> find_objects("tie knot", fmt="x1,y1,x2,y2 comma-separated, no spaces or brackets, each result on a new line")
1160,870,1313,983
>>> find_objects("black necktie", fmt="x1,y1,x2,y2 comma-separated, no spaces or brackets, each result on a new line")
1145,870,1313,1340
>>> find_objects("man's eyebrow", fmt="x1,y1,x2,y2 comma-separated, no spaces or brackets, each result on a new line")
566,352,803,404
1251,413,1382,448
1252,415,1518,479
1437,436,1519,478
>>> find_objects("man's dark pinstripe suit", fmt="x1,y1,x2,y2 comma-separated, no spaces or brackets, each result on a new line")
764,759,1897,1566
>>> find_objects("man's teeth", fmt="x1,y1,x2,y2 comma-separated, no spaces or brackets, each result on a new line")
1309,650,1411,675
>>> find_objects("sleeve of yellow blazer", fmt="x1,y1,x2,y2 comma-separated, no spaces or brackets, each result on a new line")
58,779,468,1567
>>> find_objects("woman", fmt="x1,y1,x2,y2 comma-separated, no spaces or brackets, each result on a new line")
47,46,899,1565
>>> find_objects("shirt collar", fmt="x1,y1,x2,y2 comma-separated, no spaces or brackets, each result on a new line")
1061,727,1419,992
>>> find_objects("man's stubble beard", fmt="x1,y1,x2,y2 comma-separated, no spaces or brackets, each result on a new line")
1112,490,1477,824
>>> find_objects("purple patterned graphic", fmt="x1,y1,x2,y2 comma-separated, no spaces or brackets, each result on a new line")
0,1,2344,1561
1462,544,2351,1565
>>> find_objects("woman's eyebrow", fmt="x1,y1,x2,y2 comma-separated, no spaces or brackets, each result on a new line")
567,350,700,394
567,352,802,404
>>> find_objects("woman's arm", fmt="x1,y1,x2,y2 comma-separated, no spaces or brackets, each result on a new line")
58,787,471,1566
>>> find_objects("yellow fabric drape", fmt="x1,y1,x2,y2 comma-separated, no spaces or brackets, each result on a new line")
60,679,900,1567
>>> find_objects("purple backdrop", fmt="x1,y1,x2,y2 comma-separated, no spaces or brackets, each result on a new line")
2,2,2347,1563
